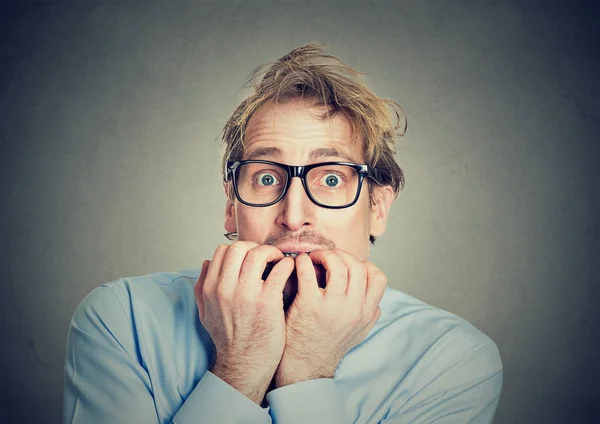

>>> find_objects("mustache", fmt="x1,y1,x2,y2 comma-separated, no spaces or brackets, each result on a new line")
264,231,336,250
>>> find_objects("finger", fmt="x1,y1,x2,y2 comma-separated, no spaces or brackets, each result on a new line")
364,262,388,313
194,260,211,321
238,245,285,291
309,250,348,297
218,241,259,295
204,245,229,292
263,256,295,294
295,253,320,298
333,249,367,303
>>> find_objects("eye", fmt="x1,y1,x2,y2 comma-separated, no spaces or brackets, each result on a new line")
320,173,342,188
256,172,280,186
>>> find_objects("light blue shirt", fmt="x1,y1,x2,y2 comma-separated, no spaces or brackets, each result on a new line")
63,269,503,423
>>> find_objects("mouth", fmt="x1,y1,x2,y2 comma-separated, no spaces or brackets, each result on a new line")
268,251,326,286
277,244,322,256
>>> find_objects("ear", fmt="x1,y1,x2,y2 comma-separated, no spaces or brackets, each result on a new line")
224,182,237,233
369,185,395,238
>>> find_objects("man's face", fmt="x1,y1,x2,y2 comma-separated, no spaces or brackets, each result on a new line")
224,100,392,304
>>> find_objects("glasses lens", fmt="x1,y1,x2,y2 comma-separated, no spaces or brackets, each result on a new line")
236,162,287,205
306,164,360,207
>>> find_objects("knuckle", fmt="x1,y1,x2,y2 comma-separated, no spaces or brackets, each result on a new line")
329,249,343,259
238,288,257,305
227,241,244,254
364,261,379,273
243,249,262,267
215,244,229,255
255,293,273,309
368,266,387,282
202,288,213,304
354,262,367,280
331,260,346,275
334,248,350,259
376,272,388,285
316,249,332,260
201,280,212,297
214,285,232,303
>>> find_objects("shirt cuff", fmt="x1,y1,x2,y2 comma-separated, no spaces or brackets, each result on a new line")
266,378,346,424
173,371,271,424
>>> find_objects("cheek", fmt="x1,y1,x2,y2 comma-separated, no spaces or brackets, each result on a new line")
321,208,371,252
234,205,276,241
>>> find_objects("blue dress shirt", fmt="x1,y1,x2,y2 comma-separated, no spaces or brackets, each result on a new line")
63,269,503,423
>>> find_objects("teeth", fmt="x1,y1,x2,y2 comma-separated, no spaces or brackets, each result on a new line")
283,252,310,258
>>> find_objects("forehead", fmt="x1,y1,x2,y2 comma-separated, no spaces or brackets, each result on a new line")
243,100,364,162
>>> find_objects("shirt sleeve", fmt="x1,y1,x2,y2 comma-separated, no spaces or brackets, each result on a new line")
265,378,347,424
173,371,271,424
382,341,503,424
64,286,271,424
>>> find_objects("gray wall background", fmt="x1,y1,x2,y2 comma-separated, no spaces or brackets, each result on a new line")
1,1,599,423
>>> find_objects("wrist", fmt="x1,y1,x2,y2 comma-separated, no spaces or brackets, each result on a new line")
273,360,332,389
211,361,273,404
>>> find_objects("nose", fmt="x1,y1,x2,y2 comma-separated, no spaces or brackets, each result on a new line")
275,177,314,232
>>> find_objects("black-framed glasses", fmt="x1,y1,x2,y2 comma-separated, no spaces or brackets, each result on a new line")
226,160,382,209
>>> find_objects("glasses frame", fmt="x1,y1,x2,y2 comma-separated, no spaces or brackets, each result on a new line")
226,160,382,209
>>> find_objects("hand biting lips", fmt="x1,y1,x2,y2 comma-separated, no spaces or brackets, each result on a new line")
262,252,326,287
262,252,327,309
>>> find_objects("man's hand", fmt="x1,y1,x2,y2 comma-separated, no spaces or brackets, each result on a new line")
273,249,387,388
194,241,295,404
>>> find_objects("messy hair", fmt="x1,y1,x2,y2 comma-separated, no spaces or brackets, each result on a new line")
221,43,407,243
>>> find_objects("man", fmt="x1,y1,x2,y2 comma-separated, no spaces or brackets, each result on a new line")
63,44,503,423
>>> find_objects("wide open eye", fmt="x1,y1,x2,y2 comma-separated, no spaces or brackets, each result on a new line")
255,172,280,186
319,173,342,188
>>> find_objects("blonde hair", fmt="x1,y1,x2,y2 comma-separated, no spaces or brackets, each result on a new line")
222,43,406,186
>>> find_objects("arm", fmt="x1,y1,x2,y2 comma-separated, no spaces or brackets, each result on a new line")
63,285,272,424
382,341,503,424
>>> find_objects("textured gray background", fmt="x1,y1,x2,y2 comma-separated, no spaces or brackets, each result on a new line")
1,1,599,423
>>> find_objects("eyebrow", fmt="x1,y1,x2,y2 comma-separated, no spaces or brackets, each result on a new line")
245,147,282,160
308,147,356,162
244,146,357,162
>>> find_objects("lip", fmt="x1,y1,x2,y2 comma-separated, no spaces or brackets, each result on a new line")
276,245,323,254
